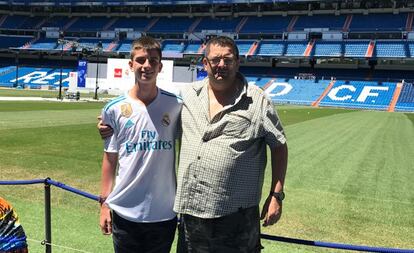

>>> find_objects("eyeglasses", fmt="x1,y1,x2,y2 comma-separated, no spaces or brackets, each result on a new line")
206,57,236,66
134,57,160,65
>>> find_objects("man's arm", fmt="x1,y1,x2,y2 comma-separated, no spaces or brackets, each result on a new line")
99,152,118,235
261,143,288,227
97,116,114,139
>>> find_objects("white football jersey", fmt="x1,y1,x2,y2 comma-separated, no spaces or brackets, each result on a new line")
102,88,182,222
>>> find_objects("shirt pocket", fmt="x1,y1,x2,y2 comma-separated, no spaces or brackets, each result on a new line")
222,112,252,138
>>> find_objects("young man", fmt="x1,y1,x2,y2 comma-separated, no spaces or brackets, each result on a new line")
99,36,182,253
174,36,288,252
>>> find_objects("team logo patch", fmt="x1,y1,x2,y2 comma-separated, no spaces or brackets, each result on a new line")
162,113,171,127
121,103,133,118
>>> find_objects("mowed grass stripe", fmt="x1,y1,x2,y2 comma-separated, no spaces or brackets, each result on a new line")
0,101,105,112
0,124,103,188
265,111,414,248
0,109,102,130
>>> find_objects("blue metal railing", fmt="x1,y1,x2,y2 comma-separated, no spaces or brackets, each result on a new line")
1,178,413,253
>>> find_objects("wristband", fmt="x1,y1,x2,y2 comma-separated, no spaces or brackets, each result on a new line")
269,191,285,202
99,196,107,206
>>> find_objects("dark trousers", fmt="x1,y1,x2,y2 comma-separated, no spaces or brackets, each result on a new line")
112,211,177,253
177,206,262,253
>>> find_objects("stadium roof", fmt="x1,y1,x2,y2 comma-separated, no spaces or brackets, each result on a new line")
1,0,321,6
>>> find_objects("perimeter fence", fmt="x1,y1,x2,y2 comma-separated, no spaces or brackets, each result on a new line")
1,178,413,253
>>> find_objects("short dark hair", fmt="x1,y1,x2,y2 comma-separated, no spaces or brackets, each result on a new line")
130,36,162,60
204,36,239,59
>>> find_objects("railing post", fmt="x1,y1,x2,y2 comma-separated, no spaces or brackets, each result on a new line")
44,178,52,253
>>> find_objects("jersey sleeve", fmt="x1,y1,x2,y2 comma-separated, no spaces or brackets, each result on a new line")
101,107,119,153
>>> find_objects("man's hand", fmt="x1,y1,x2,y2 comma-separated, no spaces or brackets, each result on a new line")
99,204,112,235
97,116,114,139
260,195,282,227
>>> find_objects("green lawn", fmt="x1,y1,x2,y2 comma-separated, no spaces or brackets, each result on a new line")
0,87,116,99
0,101,413,253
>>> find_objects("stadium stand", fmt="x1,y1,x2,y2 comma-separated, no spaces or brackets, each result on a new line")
293,14,346,31
106,17,152,31
312,41,342,57
374,40,407,58
150,17,194,33
239,16,291,34
407,41,414,57
183,41,203,54
236,40,256,56
318,80,397,110
117,40,134,53
0,35,32,49
343,40,370,57
267,79,332,106
0,0,412,111
285,41,308,56
349,13,407,31
24,38,58,50
162,40,186,53
66,17,111,32
0,66,75,88
193,16,242,33
40,16,71,30
395,82,414,112
256,40,285,56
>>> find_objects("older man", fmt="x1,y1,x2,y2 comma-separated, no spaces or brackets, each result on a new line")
173,36,288,253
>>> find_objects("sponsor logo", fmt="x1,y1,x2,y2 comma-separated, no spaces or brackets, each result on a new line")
125,119,134,129
114,68,122,78
125,130,173,153
125,140,173,153
121,103,133,118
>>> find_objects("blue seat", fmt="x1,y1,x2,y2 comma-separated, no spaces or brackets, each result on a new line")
375,41,407,58
0,35,32,49
193,17,241,33
240,16,290,33
285,41,308,56
183,41,202,54
395,83,414,112
150,17,193,33
236,40,255,56
28,39,58,50
344,40,369,57
162,40,186,53
350,13,407,31
319,80,396,110
108,17,151,31
0,66,75,88
256,41,285,56
313,41,342,57
294,15,346,31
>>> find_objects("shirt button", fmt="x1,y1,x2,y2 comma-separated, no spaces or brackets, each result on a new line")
197,156,201,160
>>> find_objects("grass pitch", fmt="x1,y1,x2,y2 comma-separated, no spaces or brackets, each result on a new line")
0,100,413,253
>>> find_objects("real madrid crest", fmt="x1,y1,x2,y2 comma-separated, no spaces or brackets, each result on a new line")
162,113,171,127
121,103,133,118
